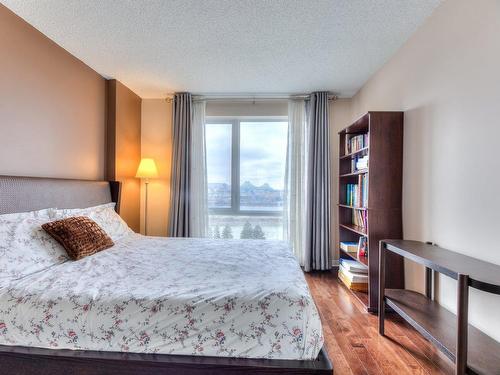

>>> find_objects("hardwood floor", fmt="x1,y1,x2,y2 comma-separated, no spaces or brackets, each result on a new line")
305,272,453,375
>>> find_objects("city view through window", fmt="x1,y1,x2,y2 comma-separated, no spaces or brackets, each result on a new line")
206,119,288,240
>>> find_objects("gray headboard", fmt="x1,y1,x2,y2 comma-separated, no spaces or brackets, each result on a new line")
0,176,121,215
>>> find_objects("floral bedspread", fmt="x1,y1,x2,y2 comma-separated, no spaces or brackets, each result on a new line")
0,235,323,360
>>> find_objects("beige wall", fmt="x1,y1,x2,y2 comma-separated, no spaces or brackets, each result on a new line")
331,0,500,341
329,99,351,263
206,100,287,117
140,99,173,236
106,80,142,232
0,4,144,232
0,4,106,179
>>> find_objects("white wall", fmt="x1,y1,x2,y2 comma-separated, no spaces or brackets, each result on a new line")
140,99,172,236
331,0,500,341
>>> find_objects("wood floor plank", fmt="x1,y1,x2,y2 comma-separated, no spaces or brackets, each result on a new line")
363,327,429,375
319,301,369,374
322,322,355,375
392,335,453,375
306,272,451,375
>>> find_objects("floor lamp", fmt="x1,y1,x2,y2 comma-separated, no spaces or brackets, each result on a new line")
136,158,158,235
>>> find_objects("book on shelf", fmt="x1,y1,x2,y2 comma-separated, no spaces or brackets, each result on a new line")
355,155,368,170
346,184,356,206
338,265,368,292
339,265,369,282
345,133,369,155
338,272,368,292
357,237,368,257
352,210,367,229
340,241,358,253
339,258,367,274
350,155,369,173
345,174,368,208
362,174,368,207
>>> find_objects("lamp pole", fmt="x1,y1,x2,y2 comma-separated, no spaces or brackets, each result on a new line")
144,178,149,236
136,158,158,236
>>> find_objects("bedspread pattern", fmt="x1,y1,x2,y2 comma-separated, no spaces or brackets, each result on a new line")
0,235,323,360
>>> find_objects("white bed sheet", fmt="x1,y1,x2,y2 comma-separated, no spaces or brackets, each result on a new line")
0,234,323,360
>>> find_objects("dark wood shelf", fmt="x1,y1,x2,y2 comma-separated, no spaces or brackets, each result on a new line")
339,169,368,178
339,147,369,160
339,248,368,267
338,112,404,312
384,240,500,294
339,223,367,236
385,289,500,375
338,204,368,211
338,112,369,134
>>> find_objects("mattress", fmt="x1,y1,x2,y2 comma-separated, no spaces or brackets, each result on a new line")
0,234,323,360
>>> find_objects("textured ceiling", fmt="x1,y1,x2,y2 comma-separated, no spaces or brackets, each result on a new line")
2,0,441,98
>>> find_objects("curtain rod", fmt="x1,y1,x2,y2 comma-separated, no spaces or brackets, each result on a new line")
165,93,338,103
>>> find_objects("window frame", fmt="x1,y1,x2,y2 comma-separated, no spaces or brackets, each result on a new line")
205,116,288,218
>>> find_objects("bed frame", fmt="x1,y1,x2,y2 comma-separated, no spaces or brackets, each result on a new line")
0,175,333,374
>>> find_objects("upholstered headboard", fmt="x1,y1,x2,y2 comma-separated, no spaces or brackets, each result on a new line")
0,176,121,215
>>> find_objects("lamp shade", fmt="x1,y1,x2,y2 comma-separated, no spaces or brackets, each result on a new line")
136,158,158,179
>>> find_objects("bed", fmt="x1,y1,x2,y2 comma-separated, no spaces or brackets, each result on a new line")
0,175,332,374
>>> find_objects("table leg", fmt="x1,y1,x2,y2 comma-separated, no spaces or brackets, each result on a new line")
378,241,386,335
456,274,469,375
425,267,433,299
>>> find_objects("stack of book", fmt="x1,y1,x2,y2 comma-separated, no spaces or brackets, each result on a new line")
340,239,368,257
345,183,357,206
339,241,358,253
352,210,367,229
354,155,368,171
360,174,368,207
345,133,369,154
338,259,368,292
345,174,368,208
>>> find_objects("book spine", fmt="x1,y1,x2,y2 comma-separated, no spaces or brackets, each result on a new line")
357,175,363,207
364,174,369,208
347,134,369,153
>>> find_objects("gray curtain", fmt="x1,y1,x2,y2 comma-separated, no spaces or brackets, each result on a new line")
304,92,331,271
168,93,192,237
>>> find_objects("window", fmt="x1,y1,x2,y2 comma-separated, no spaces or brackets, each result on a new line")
206,118,288,240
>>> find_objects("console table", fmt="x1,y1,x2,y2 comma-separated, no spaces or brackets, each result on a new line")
378,240,500,375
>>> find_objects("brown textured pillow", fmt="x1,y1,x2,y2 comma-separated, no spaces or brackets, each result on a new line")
42,216,114,260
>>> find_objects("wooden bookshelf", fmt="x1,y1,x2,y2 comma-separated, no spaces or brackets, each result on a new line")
339,223,367,236
337,112,405,312
339,247,368,267
339,146,369,160
338,204,367,211
339,169,369,178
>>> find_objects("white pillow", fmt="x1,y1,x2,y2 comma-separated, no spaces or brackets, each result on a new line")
0,209,68,287
0,207,55,221
53,203,133,242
